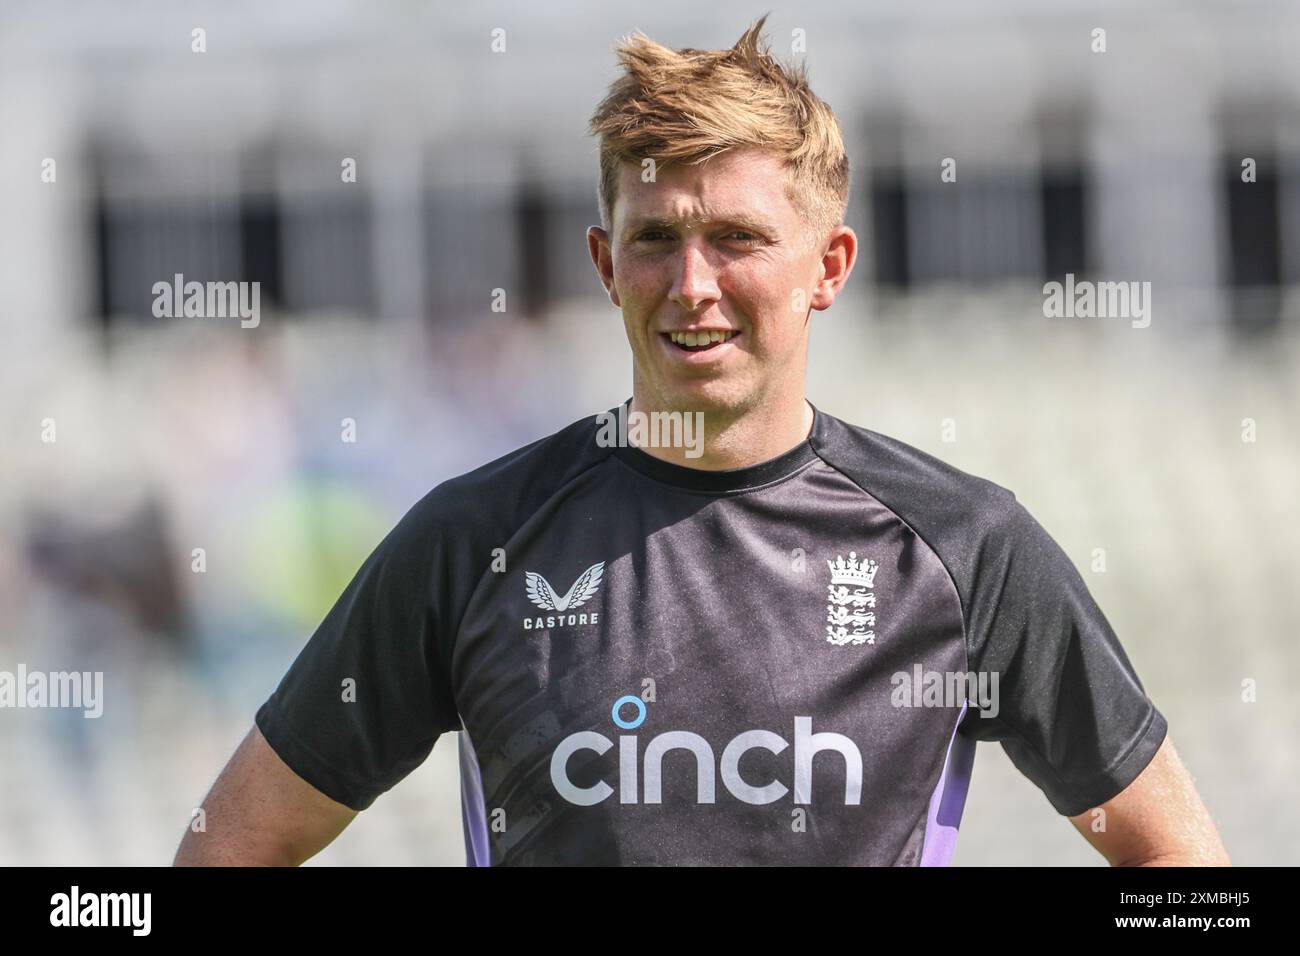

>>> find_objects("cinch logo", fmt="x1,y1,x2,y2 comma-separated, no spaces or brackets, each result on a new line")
550,696,863,806
523,561,604,630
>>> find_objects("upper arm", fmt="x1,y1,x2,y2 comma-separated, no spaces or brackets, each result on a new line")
248,486,463,811
174,725,358,866
179,486,465,866
955,499,1229,864
1067,734,1231,866
961,496,1169,814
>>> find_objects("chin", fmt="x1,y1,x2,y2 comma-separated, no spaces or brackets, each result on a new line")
658,378,751,415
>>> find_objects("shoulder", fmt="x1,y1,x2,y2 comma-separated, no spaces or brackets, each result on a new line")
808,407,1071,626
810,408,1019,537
392,408,614,544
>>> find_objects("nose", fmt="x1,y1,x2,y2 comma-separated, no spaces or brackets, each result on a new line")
668,241,721,314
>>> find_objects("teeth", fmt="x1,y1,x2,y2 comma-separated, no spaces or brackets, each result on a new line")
669,330,737,346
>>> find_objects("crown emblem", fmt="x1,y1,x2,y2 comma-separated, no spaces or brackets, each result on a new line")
827,552,878,588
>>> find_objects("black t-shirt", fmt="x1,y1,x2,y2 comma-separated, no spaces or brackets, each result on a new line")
255,401,1167,865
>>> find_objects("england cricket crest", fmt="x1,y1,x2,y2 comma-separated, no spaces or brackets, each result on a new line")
825,552,879,646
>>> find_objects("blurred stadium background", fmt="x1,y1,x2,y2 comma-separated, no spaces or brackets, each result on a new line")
1,0,1297,865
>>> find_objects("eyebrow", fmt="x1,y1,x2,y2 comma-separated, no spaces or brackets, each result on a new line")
621,214,780,238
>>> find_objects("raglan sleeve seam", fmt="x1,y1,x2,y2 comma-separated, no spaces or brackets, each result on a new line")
810,449,973,678
443,450,620,713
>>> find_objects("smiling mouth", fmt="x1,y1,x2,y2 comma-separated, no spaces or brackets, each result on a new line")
662,330,741,353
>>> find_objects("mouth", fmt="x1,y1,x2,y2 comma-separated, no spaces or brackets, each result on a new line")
661,329,741,355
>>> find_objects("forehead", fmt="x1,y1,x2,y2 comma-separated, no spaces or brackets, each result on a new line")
613,147,796,228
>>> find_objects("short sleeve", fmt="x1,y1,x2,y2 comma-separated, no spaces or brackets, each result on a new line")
254,491,462,811
959,495,1168,817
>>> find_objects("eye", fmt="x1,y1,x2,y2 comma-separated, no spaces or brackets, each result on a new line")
635,230,671,242
726,230,763,244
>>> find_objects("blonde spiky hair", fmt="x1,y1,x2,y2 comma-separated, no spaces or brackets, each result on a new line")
588,13,850,247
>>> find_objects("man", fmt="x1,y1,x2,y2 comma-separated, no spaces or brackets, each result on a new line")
175,16,1229,866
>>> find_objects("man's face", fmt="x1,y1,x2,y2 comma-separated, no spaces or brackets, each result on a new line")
587,147,855,418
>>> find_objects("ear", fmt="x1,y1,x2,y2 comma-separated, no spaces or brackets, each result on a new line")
810,225,858,311
587,225,621,307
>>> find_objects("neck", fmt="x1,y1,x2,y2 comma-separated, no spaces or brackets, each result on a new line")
626,392,814,471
